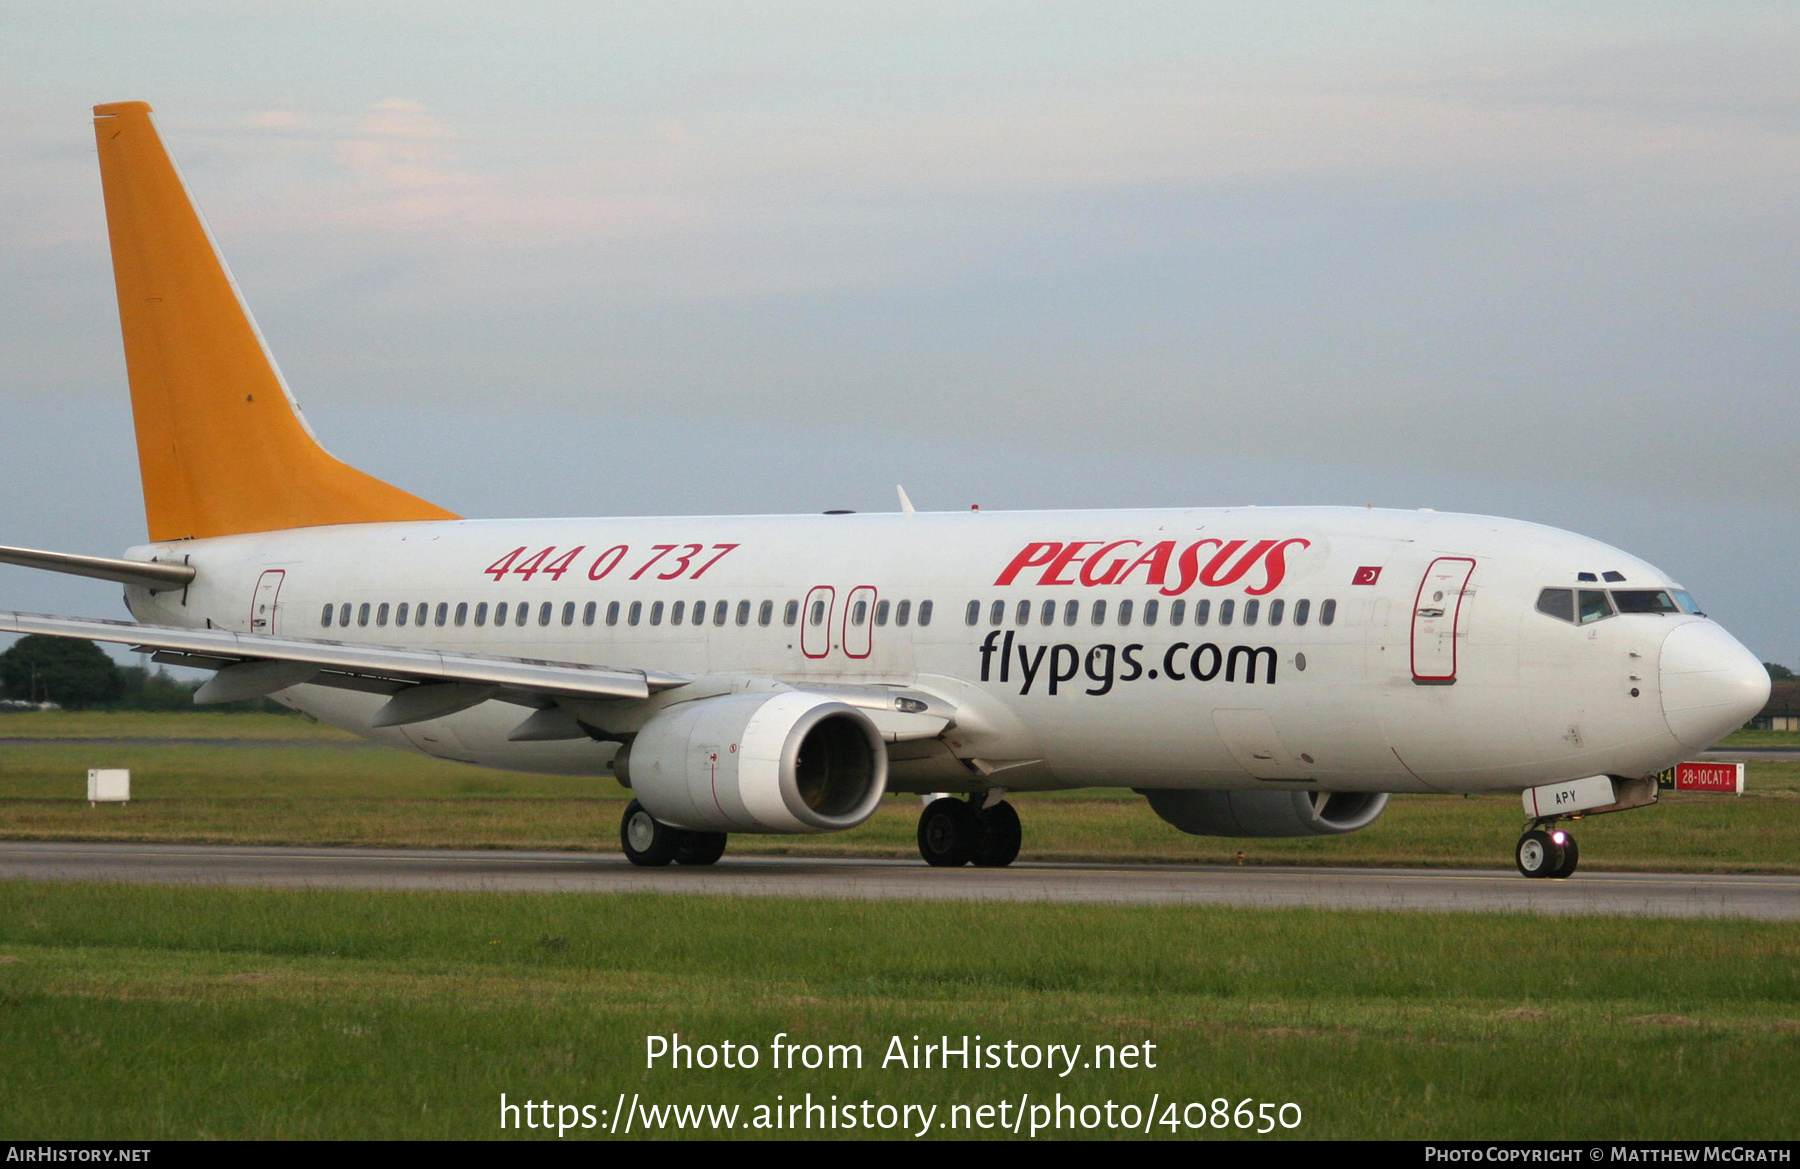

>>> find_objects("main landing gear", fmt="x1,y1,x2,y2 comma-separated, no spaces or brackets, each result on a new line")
1515,821,1580,879
917,795,1022,868
620,799,728,868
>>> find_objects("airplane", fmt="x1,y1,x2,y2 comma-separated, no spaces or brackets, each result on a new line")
0,102,1772,877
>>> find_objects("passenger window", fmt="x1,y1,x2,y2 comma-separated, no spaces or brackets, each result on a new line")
416,603,429,627
736,600,751,626
538,602,552,627
397,602,411,626
1294,599,1310,626
1243,599,1259,626
435,603,449,627
1577,590,1613,624
493,602,506,626
1194,599,1211,626
1612,590,1679,615
356,604,370,628
1118,599,1134,626
454,602,468,627
515,602,529,627
1268,599,1284,627
474,602,488,627
1016,600,1031,626
713,600,728,626
672,601,686,625
1219,599,1235,626
1169,599,1186,626
583,601,596,626
783,600,799,626
989,600,1004,626
897,600,912,627
854,600,870,626
377,602,390,627
1040,600,1056,626
918,600,933,626
650,601,664,626
1320,599,1336,626
320,603,333,627
875,600,890,626
693,602,706,627
810,600,826,626
1142,599,1159,626
1091,600,1107,625
965,600,980,626
629,601,643,626
758,600,773,627
607,601,621,626
1536,588,1575,622
562,601,575,627
339,603,352,627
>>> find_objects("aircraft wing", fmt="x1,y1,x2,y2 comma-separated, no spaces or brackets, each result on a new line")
0,611,689,711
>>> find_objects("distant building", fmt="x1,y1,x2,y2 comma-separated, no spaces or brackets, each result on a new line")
1751,680,1800,731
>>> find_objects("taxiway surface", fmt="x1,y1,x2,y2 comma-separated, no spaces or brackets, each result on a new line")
1,841,1794,919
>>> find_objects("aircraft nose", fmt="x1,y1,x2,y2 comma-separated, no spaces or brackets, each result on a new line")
1659,621,1770,749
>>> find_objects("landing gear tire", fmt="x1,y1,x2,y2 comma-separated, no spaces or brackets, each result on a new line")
620,799,680,867
1515,828,1565,879
973,800,1022,868
918,797,980,867
1550,832,1579,879
675,830,729,866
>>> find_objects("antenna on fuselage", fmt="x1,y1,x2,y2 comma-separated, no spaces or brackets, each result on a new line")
896,485,917,515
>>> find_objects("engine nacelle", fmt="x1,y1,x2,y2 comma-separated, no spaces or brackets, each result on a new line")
615,691,888,834
1140,789,1389,838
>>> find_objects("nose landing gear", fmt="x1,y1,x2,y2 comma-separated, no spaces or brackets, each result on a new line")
917,794,1022,867
1515,822,1579,879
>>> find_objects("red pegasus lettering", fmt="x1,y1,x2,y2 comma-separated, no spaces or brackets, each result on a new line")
996,543,1062,586
1039,541,1103,585
1200,539,1277,588
1246,538,1311,595
1163,539,1222,596
1079,540,1142,586
1116,541,1176,588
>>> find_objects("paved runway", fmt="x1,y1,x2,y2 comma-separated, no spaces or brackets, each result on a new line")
1,841,1794,919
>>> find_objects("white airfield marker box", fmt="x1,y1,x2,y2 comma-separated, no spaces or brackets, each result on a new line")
87,768,130,804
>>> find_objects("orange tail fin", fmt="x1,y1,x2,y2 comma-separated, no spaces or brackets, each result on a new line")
92,101,458,541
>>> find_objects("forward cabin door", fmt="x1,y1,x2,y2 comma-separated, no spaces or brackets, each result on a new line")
1411,557,1476,684
250,569,286,635
801,586,836,659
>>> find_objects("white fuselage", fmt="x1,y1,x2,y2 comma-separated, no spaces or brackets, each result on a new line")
122,505,1763,795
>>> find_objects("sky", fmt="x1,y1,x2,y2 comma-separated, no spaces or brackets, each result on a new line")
2,2,1798,663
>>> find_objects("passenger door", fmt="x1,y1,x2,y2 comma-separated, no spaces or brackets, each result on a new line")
842,585,877,659
250,570,286,635
1411,557,1476,684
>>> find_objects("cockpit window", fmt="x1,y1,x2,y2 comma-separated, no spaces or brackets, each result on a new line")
1672,590,1702,615
1577,589,1613,624
1612,590,1680,615
1536,588,1574,622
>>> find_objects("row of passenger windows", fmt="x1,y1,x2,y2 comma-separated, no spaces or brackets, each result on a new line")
962,596,1336,629
1535,587,1698,625
320,598,936,631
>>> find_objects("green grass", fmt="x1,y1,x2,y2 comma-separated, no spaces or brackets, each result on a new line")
3,712,1797,871
0,881,1794,1140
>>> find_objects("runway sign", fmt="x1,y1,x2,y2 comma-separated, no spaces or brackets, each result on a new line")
1653,761,1744,794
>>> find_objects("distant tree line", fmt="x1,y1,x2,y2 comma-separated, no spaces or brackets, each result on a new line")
1766,662,1795,681
0,635,290,713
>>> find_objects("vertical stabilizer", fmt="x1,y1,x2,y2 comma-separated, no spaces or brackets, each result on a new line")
92,101,458,541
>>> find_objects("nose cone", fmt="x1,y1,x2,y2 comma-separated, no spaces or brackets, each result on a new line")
1659,622,1770,748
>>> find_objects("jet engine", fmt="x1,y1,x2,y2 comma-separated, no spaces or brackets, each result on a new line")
1139,789,1389,837
614,691,888,834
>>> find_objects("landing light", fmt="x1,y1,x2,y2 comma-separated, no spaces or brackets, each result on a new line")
1551,830,1568,845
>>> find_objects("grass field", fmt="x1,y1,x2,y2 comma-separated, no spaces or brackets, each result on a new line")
1,880,1795,1140
2,712,1795,872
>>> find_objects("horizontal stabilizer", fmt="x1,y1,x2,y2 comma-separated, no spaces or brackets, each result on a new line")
0,544,194,593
